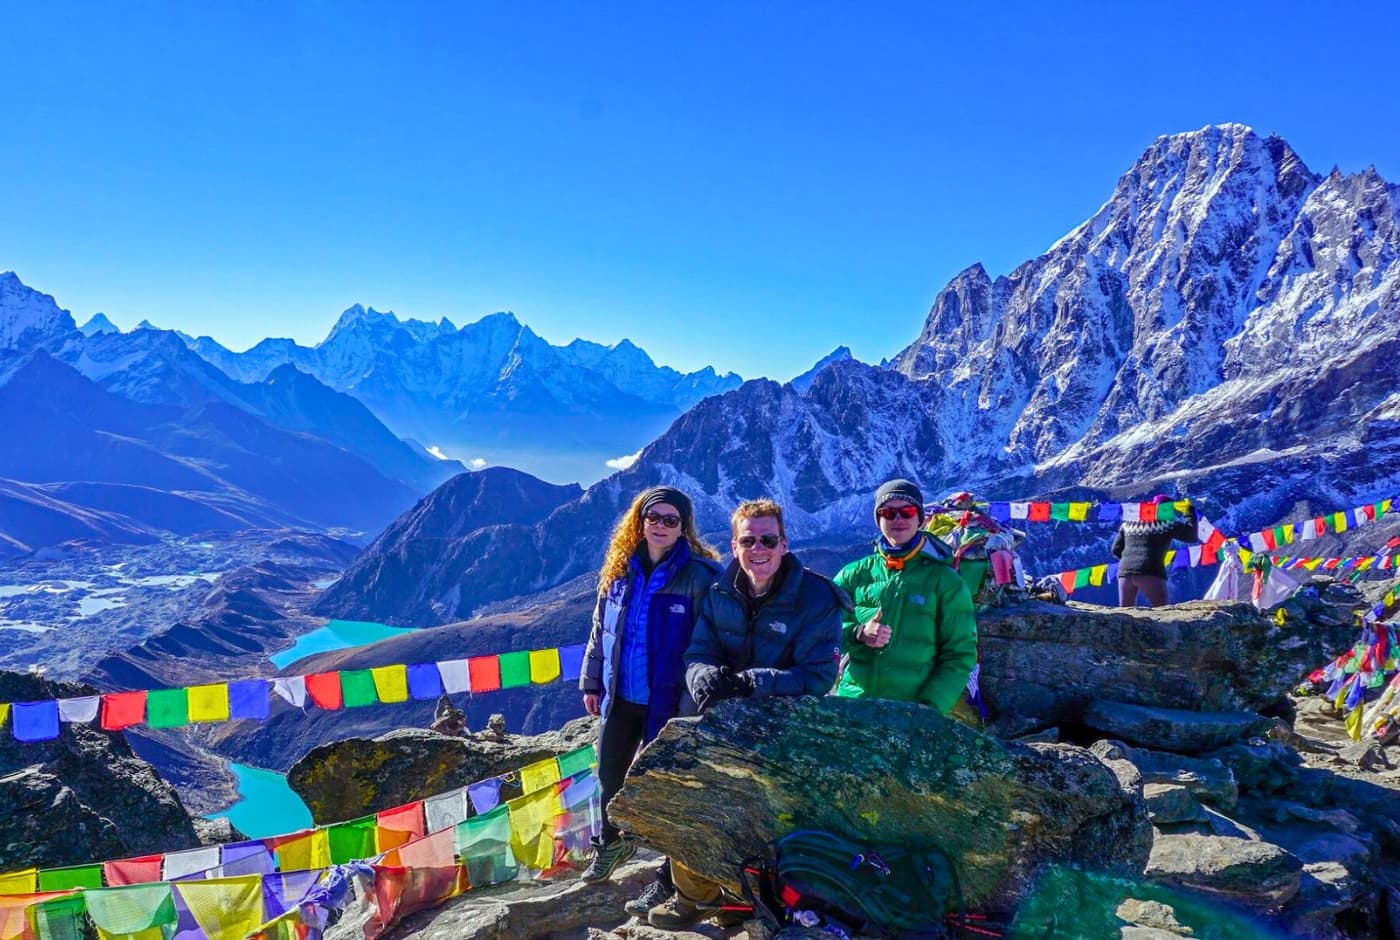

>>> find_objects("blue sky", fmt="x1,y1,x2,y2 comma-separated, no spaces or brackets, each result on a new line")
3,2,1397,380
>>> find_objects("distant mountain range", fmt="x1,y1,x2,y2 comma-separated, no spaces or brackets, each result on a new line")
181,305,742,483
318,124,1400,625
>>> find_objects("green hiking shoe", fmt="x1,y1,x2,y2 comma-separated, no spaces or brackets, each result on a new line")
580,837,635,884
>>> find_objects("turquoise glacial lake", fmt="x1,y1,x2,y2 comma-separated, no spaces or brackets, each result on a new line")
269,619,417,669
208,762,313,839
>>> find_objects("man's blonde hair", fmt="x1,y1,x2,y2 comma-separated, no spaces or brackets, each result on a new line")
731,498,786,539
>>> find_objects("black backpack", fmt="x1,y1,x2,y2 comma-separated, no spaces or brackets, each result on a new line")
740,829,966,939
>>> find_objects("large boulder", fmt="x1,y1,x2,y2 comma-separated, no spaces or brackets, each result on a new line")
1144,833,1302,909
1083,701,1272,753
287,717,597,823
0,670,203,870
977,596,1357,727
608,696,1151,910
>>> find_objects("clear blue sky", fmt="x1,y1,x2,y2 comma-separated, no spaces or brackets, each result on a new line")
3,1,1397,380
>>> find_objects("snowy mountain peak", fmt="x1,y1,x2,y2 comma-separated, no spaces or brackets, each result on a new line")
79,313,121,335
790,346,855,393
0,272,78,350
135,319,159,331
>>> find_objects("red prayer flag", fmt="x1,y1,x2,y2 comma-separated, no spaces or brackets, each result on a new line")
1201,543,1219,566
100,691,147,730
1363,504,1377,521
1058,571,1076,594
1261,528,1277,550
1139,502,1158,523
376,802,426,851
1028,502,1051,522
305,673,343,710
104,854,163,886
1314,517,1326,536
468,656,501,692
1324,559,1341,570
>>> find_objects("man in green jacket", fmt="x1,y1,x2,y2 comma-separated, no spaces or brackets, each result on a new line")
834,478,978,714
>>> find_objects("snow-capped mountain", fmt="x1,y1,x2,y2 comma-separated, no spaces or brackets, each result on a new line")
790,346,855,392
0,273,75,350
78,313,120,336
184,306,743,483
322,124,1400,623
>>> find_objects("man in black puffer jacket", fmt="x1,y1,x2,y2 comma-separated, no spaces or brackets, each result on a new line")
646,497,846,930
1111,495,1199,607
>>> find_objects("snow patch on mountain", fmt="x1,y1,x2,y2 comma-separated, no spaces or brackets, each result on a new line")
0,272,77,350
79,313,121,336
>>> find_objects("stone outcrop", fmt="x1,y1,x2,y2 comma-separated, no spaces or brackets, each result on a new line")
608,695,1152,910
287,717,597,823
0,670,204,870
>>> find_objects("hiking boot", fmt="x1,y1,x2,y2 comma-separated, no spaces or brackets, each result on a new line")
580,838,635,884
647,893,703,929
623,878,673,916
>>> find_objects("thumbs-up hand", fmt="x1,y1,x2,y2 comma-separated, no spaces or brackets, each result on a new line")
861,609,892,649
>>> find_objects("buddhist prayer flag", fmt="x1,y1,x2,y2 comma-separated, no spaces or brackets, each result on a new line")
228,679,270,721
1121,503,1141,523
84,883,177,940
1098,503,1122,523
1089,565,1107,587
988,502,1010,521
103,855,162,887
1049,502,1070,521
467,656,501,693
1332,512,1348,532
175,875,264,940
162,845,220,880
270,830,330,872
455,805,516,888
498,651,531,689
37,865,103,891
371,665,409,704
327,817,378,863
27,891,86,940
304,673,343,710
558,645,586,682
0,704,7,733
377,803,426,851
271,677,307,708
339,670,379,708
520,757,561,795
406,663,444,701
12,701,60,742
528,649,561,685
188,684,230,723
2,891,78,940
467,778,503,815
145,688,189,729
1139,502,1158,523
1073,568,1091,589
1068,502,1090,521
507,785,564,870
1028,502,1051,522
1156,502,1176,522
437,660,470,694
557,745,596,778
57,696,99,724
1059,571,1076,594
1009,502,1029,520
0,869,37,896
386,827,457,871
423,789,470,834
213,842,274,879
261,870,324,921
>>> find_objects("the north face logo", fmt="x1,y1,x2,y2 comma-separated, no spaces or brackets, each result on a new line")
769,621,788,634
670,603,686,614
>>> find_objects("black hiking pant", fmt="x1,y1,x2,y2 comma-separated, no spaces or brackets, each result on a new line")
596,696,649,845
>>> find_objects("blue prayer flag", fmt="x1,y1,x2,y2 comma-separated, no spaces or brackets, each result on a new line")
1097,503,1122,523
13,700,60,742
558,644,586,682
1106,562,1119,583
407,663,444,701
987,502,1011,523
1172,551,1190,570
228,679,270,721
468,778,503,815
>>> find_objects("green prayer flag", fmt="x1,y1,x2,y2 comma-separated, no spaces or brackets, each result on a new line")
85,884,177,936
557,745,596,778
1073,568,1091,589
498,651,531,689
455,804,516,888
28,893,87,940
1272,525,1287,546
145,688,189,728
1156,502,1177,522
37,864,104,891
328,816,378,863
339,669,379,708
1049,502,1070,521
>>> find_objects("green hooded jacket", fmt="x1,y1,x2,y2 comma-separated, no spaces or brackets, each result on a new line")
833,537,978,714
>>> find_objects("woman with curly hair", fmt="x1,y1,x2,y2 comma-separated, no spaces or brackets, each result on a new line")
578,486,720,904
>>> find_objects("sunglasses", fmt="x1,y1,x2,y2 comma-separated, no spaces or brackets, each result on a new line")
737,534,783,550
643,510,682,529
877,504,920,520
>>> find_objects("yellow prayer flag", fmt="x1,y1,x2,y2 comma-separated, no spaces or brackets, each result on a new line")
0,868,36,896
187,684,230,723
1383,499,1393,515
519,757,561,796
1163,550,1175,567
1089,565,1107,586
1173,500,1191,515
1303,558,1324,570
1067,502,1089,522
1357,557,1375,571
507,785,563,871
1281,524,1295,544
0,704,8,733
274,830,329,872
370,665,409,704
1238,549,1253,568
528,648,561,685
176,876,263,940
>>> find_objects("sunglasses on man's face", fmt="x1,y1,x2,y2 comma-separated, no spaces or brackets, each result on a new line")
877,504,920,521
736,534,783,550
643,510,682,529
